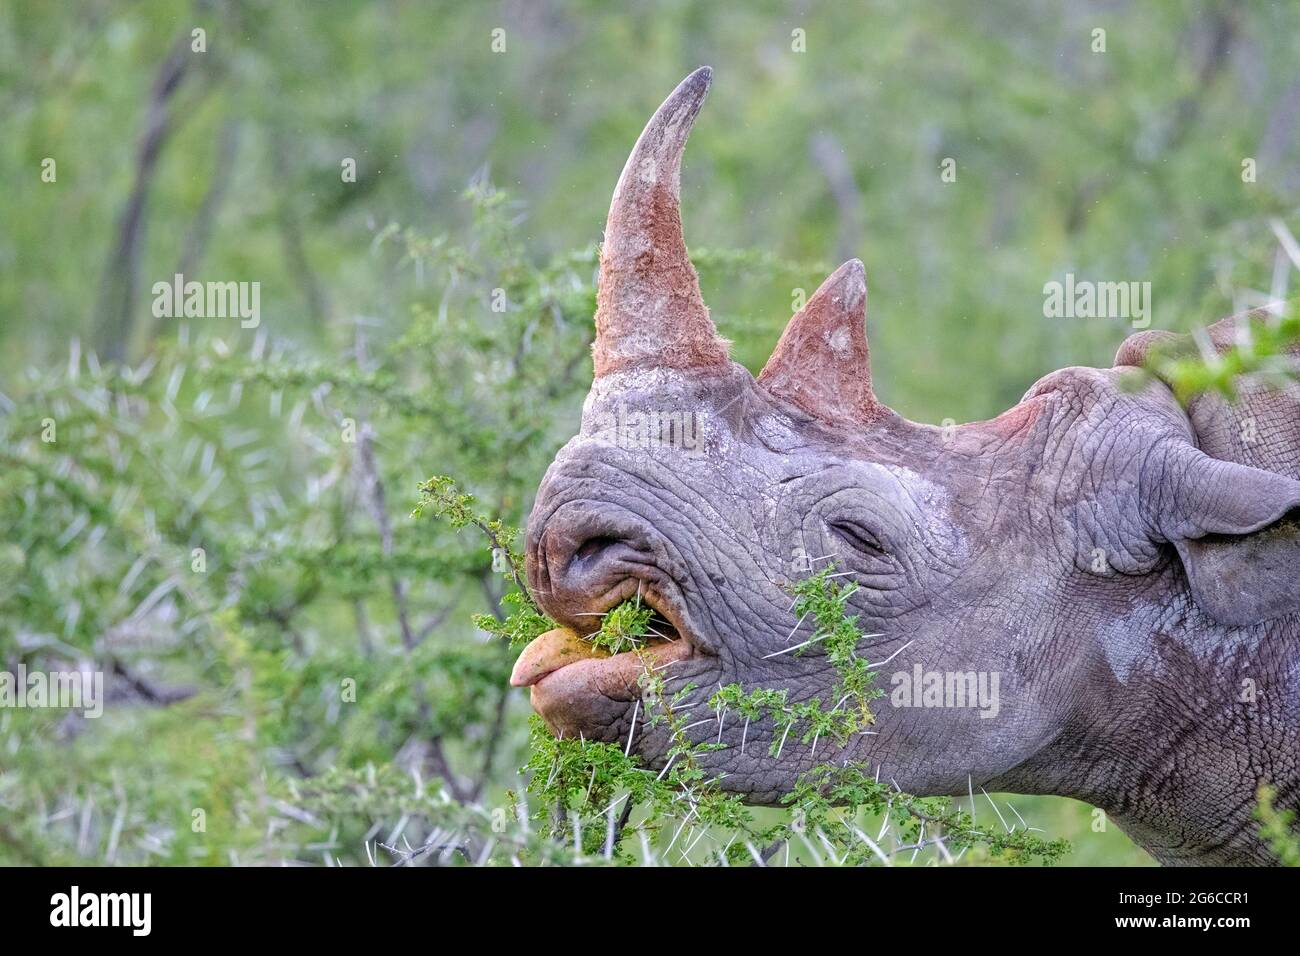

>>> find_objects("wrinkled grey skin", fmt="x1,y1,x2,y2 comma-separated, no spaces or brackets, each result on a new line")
523,72,1300,866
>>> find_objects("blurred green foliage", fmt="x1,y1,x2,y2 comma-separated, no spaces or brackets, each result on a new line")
3,0,1300,865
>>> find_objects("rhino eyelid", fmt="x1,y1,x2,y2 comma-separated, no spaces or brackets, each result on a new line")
829,520,888,557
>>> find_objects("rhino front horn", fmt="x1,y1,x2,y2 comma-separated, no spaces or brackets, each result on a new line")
593,66,730,377
758,259,882,426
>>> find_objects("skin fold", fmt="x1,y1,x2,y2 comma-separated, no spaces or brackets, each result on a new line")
521,68,1300,866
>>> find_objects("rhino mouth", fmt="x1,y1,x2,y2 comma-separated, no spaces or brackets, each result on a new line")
512,581,702,738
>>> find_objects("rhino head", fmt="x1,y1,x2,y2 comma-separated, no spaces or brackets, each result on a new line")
519,68,1300,865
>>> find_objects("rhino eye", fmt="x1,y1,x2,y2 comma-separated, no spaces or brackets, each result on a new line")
829,520,888,559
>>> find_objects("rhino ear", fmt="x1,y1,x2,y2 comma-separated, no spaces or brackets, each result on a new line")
1160,450,1300,626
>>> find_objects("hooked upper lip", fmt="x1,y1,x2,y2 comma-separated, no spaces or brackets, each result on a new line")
517,581,701,741
512,580,702,691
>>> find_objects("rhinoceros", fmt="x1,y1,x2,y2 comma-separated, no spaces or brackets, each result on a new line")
514,68,1300,865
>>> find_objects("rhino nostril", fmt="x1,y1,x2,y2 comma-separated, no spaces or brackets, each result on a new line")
575,536,619,564
536,509,662,608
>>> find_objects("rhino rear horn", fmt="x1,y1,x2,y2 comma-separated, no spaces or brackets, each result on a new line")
758,259,882,425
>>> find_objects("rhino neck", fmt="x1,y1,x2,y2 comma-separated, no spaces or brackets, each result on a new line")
951,395,1294,868
989,570,1300,865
